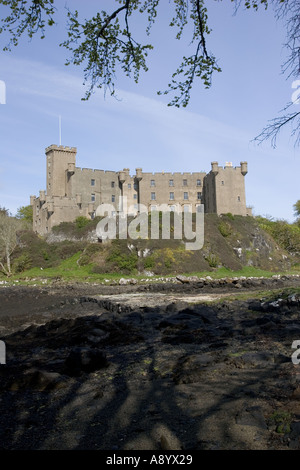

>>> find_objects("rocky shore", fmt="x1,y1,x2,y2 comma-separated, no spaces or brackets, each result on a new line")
0,275,300,450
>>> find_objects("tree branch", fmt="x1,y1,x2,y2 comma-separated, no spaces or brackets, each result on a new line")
97,1,130,39
195,0,209,59
253,110,300,148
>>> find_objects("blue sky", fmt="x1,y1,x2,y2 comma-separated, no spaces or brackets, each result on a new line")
0,0,299,222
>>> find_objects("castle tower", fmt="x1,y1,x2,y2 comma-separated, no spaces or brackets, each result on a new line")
46,145,77,197
203,161,249,216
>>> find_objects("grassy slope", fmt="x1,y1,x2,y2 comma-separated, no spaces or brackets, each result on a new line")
3,214,300,283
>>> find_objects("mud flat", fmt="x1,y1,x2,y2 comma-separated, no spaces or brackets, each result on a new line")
0,276,300,450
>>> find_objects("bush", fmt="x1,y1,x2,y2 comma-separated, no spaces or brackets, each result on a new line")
106,245,138,273
218,221,232,237
52,217,101,238
55,241,86,260
205,253,220,268
75,216,90,229
13,253,32,273
144,256,155,270
258,217,300,255
78,243,103,266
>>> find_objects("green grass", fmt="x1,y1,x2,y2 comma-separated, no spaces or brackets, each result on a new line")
1,238,299,286
180,266,291,279
4,260,298,286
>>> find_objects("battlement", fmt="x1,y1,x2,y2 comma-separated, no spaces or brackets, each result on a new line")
45,144,77,153
138,171,206,177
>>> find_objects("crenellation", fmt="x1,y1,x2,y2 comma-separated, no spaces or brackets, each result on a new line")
31,145,251,235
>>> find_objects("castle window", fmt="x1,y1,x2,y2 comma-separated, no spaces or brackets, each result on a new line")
111,181,115,188
221,181,224,185
197,192,202,200
184,204,191,212
112,195,115,203
169,179,174,186
91,194,95,202
91,179,95,186
134,183,138,190
169,192,174,200
184,192,188,200
196,205,202,213
183,179,187,186
128,183,131,189
151,179,155,187
151,192,156,200
197,179,201,186
134,194,137,199
238,196,240,202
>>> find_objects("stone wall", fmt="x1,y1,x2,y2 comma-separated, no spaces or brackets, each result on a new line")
31,145,251,235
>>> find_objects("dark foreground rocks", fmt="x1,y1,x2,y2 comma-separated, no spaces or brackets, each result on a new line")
0,280,300,450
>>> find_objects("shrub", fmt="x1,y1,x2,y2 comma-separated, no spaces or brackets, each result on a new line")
258,217,300,255
75,216,90,229
78,243,103,266
205,253,220,268
13,253,32,273
218,221,232,237
144,256,155,270
55,241,86,260
106,245,138,273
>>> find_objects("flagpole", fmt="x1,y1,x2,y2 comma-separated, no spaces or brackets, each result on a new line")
59,115,62,145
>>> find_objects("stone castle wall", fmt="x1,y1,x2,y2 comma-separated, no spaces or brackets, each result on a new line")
31,145,251,235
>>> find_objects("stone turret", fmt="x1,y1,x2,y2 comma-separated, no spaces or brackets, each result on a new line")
240,161,248,176
211,161,219,175
39,190,46,203
118,171,126,184
135,168,143,181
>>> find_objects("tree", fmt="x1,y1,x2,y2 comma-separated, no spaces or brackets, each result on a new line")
0,0,298,145
253,0,300,148
16,205,33,224
294,200,300,222
0,212,23,276
0,206,9,216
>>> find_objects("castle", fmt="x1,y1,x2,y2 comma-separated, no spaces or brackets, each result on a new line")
30,145,252,235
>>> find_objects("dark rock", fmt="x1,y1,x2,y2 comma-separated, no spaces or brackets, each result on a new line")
64,347,109,376
248,300,263,312
10,368,70,392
